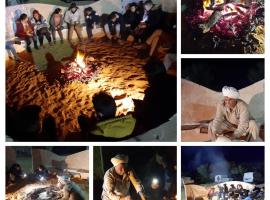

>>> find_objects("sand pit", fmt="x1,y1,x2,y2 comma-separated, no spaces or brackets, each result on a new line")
6,40,149,140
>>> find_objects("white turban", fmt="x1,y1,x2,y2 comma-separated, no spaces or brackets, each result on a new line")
222,86,240,99
111,154,129,167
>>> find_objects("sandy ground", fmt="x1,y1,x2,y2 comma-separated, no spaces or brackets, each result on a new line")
6,40,149,140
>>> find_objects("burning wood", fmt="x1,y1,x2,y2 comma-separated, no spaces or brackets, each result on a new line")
60,51,98,83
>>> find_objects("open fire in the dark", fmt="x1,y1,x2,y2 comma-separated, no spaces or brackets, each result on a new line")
60,51,99,83
183,0,264,53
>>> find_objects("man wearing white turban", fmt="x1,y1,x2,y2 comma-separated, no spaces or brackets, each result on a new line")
208,86,259,142
101,154,145,200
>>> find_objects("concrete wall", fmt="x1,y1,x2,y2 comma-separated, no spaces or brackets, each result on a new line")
6,147,17,168
32,149,89,173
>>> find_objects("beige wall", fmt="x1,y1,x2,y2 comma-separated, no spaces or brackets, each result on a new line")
32,149,89,172
6,147,16,168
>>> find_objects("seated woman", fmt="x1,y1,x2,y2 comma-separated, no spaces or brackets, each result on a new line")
31,9,52,47
50,8,64,44
15,13,38,52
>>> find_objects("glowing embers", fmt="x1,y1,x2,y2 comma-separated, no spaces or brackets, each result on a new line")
203,0,224,9
23,186,63,200
61,51,98,83
191,1,262,37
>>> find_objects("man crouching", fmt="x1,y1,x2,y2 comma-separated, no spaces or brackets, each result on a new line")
102,154,146,200
208,86,259,142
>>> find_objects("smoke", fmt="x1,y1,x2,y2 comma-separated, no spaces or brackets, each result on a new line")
192,147,230,180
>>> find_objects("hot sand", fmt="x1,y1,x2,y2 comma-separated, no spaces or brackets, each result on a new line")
6,40,149,140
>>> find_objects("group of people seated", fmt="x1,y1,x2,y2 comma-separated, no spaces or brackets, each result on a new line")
208,183,264,200
7,1,176,60
6,163,85,199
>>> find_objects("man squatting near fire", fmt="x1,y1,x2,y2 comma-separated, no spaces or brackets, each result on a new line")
102,154,146,200
208,86,259,142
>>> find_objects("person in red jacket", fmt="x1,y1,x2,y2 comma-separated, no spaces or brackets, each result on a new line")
15,13,38,52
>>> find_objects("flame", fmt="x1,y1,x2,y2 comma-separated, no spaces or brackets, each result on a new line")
203,0,224,9
75,51,86,68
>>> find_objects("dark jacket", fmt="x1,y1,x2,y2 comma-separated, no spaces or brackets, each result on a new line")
15,20,35,40
124,10,140,29
85,11,100,28
144,5,163,35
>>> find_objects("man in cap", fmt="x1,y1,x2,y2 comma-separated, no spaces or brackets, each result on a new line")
101,154,145,200
208,86,259,141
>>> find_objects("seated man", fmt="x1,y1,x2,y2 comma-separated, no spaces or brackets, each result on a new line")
8,163,23,184
79,92,136,139
34,165,49,181
101,154,146,200
208,86,259,141
104,13,122,43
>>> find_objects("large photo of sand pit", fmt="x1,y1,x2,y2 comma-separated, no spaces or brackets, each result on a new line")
5,0,177,141
181,58,264,142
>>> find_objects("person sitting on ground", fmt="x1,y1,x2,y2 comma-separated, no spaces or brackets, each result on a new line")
124,3,140,40
31,10,52,48
64,3,83,43
50,8,64,44
15,13,38,52
34,165,49,181
8,163,23,184
57,175,85,200
208,86,259,142
102,154,146,200
84,7,100,41
134,0,162,42
104,13,122,43
78,92,136,139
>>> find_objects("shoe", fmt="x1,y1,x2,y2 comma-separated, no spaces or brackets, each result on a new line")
53,40,56,44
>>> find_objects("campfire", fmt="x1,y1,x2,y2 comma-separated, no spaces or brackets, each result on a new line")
61,51,98,83
186,0,263,38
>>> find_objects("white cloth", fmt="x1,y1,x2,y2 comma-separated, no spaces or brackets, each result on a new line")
222,86,240,99
111,154,128,167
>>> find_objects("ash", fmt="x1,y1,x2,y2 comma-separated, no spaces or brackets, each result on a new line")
23,186,63,200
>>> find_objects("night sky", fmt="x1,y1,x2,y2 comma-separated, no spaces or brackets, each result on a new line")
181,59,264,91
181,146,264,173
